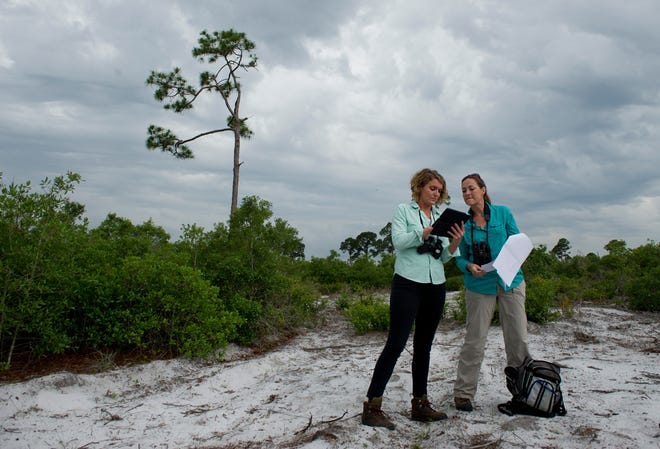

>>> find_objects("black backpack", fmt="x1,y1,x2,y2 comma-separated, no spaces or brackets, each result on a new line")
498,357,567,417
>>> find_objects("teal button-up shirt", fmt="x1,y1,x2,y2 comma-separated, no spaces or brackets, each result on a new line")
454,203,525,294
392,201,459,285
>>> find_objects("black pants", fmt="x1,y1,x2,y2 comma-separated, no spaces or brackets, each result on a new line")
367,274,446,399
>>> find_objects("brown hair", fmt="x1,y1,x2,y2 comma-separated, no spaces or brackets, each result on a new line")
410,168,448,204
462,173,492,204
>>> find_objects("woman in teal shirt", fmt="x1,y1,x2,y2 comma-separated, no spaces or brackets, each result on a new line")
362,168,464,429
452,173,530,412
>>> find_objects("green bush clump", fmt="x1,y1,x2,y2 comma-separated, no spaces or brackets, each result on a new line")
580,285,608,302
450,277,562,325
0,175,320,368
0,172,87,360
625,266,660,312
224,294,262,344
525,276,561,324
304,252,352,293
445,275,463,292
111,255,241,356
193,196,319,344
303,253,395,292
334,292,354,311
345,295,390,334
251,277,320,340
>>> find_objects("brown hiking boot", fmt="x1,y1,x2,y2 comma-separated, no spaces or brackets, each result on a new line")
411,395,448,422
362,397,396,430
454,397,473,412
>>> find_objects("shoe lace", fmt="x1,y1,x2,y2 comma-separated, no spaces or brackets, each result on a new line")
417,398,434,410
369,406,389,417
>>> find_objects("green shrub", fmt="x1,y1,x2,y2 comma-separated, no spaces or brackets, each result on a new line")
446,275,463,292
450,277,563,325
580,285,609,302
625,266,660,312
280,280,320,326
194,196,320,344
304,252,352,293
61,254,235,357
251,277,320,339
97,255,241,357
304,253,394,292
334,292,354,311
0,173,87,360
345,295,390,334
225,294,262,344
525,276,561,324
346,256,388,289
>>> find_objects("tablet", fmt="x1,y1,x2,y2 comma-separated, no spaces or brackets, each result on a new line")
431,208,470,237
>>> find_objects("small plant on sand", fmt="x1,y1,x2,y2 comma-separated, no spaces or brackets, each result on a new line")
343,294,390,334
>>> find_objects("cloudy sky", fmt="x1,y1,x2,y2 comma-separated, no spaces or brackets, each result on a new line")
1,0,658,258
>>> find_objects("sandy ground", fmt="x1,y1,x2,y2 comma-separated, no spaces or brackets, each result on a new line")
1,295,659,449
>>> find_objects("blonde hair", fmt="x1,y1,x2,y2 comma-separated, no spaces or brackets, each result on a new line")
410,168,448,204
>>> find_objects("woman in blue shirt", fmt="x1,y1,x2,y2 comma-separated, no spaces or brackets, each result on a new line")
452,173,530,412
362,168,464,430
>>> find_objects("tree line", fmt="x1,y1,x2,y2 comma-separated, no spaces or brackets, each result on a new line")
1,172,657,370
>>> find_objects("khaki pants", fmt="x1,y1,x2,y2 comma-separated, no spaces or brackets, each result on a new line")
454,281,529,401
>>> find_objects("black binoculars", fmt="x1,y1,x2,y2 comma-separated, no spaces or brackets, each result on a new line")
417,238,444,259
472,241,492,265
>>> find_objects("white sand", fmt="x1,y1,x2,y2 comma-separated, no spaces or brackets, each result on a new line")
1,297,659,448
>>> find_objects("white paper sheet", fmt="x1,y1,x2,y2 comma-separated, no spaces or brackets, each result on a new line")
481,261,495,272
487,233,533,287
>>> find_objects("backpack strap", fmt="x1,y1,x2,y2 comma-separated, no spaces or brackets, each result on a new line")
555,391,567,416
497,402,515,416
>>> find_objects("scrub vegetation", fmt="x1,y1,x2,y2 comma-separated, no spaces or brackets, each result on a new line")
1,172,657,370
